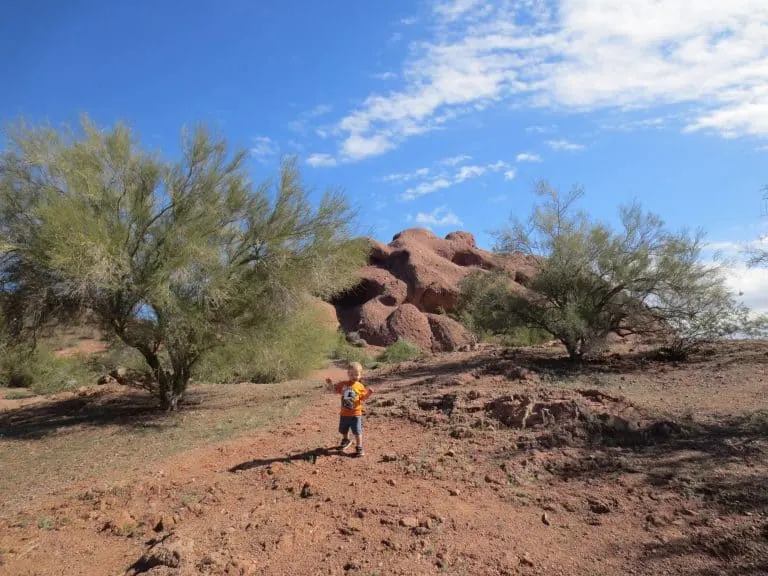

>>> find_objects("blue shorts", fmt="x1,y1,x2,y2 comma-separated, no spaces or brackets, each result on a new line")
339,415,363,435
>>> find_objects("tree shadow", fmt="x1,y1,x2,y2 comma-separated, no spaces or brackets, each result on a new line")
639,522,768,575
0,389,165,440
229,446,352,473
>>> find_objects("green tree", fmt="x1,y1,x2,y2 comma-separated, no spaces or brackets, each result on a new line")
464,181,749,360
0,118,366,408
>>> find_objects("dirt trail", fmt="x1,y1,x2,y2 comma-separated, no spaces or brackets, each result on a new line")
1,343,767,576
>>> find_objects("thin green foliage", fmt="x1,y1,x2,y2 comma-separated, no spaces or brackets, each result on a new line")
460,181,752,360
378,339,421,363
0,118,367,408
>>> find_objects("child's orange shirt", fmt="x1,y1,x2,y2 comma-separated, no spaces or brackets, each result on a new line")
335,380,369,417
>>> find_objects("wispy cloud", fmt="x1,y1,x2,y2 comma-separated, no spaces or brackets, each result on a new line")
516,153,542,163
547,139,586,152
400,16,418,25
250,136,278,160
331,1,768,161
400,160,509,201
504,169,517,181
600,116,669,132
440,154,472,166
382,167,430,183
372,72,397,81
306,153,337,168
415,206,463,227
490,195,508,203
289,104,334,134
526,124,558,134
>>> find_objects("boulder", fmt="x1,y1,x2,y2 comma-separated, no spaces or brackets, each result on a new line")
358,299,398,346
427,314,472,352
386,304,433,351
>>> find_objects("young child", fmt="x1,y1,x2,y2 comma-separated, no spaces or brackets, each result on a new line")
326,362,373,457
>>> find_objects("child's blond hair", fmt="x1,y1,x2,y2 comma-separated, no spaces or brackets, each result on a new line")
347,361,363,376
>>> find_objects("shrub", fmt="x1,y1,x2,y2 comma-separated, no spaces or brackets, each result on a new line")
193,301,338,384
331,333,377,369
378,339,421,363
464,181,751,360
0,344,97,395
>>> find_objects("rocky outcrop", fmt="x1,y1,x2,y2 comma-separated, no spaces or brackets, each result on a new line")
332,228,536,352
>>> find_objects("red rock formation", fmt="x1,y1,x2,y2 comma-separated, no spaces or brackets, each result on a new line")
332,228,535,351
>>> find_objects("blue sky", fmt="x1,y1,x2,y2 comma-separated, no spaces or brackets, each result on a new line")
2,0,768,310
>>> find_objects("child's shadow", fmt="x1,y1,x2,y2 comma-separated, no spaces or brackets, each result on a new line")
229,446,352,473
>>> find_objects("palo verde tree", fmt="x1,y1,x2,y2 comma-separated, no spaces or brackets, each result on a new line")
0,118,367,409
459,181,750,360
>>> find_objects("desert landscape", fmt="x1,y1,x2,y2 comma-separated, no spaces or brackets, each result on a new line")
1,312,766,575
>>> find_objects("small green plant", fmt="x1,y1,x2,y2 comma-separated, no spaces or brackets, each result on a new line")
37,517,54,530
378,339,421,364
0,344,97,395
3,389,36,400
331,333,377,368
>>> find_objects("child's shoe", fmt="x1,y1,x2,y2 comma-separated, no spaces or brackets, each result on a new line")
355,446,365,457
340,438,352,451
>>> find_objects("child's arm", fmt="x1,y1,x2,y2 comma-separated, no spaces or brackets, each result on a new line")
325,378,344,393
362,387,374,400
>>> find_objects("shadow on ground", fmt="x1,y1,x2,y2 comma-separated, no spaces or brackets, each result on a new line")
229,446,351,473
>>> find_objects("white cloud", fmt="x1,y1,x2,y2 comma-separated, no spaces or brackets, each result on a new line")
399,159,509,200
547,139,586,152
306,153,337,168
289,104,334,133
504,169,517,181
725,265,768,314
372,72,397,81
516,153,542,163
389,32,403,44
415,206,463,227
250,136,278,159
440,154,472,166
490,195,508,203
309,104,333,118
342,133,394,160
401,178,453,201
433,0,484,21
601,116,669,132
332,0,768,161
757,144,768,152
527,124,558,134
382,167,430,183
400,17,418,25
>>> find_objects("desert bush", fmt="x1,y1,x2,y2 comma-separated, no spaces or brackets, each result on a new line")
331,333,377,369
465,181,751,360
0,118,367,409
378,339,421,363
0,344,97,394
194,300,338,383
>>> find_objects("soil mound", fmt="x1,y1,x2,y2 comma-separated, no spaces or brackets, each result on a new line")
333,228,536,351
485,388,682,448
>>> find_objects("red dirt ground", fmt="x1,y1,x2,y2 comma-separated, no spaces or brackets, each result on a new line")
1,341,767,576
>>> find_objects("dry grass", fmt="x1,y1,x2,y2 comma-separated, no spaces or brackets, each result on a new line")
0,379,323,508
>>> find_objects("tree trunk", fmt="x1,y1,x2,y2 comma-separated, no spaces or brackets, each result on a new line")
157,371,188,411
136,347,189,411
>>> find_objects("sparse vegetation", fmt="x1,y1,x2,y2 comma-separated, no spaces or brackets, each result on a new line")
331,333,377,369
378,339,421,363
459,181,752,360
0,118,366,408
